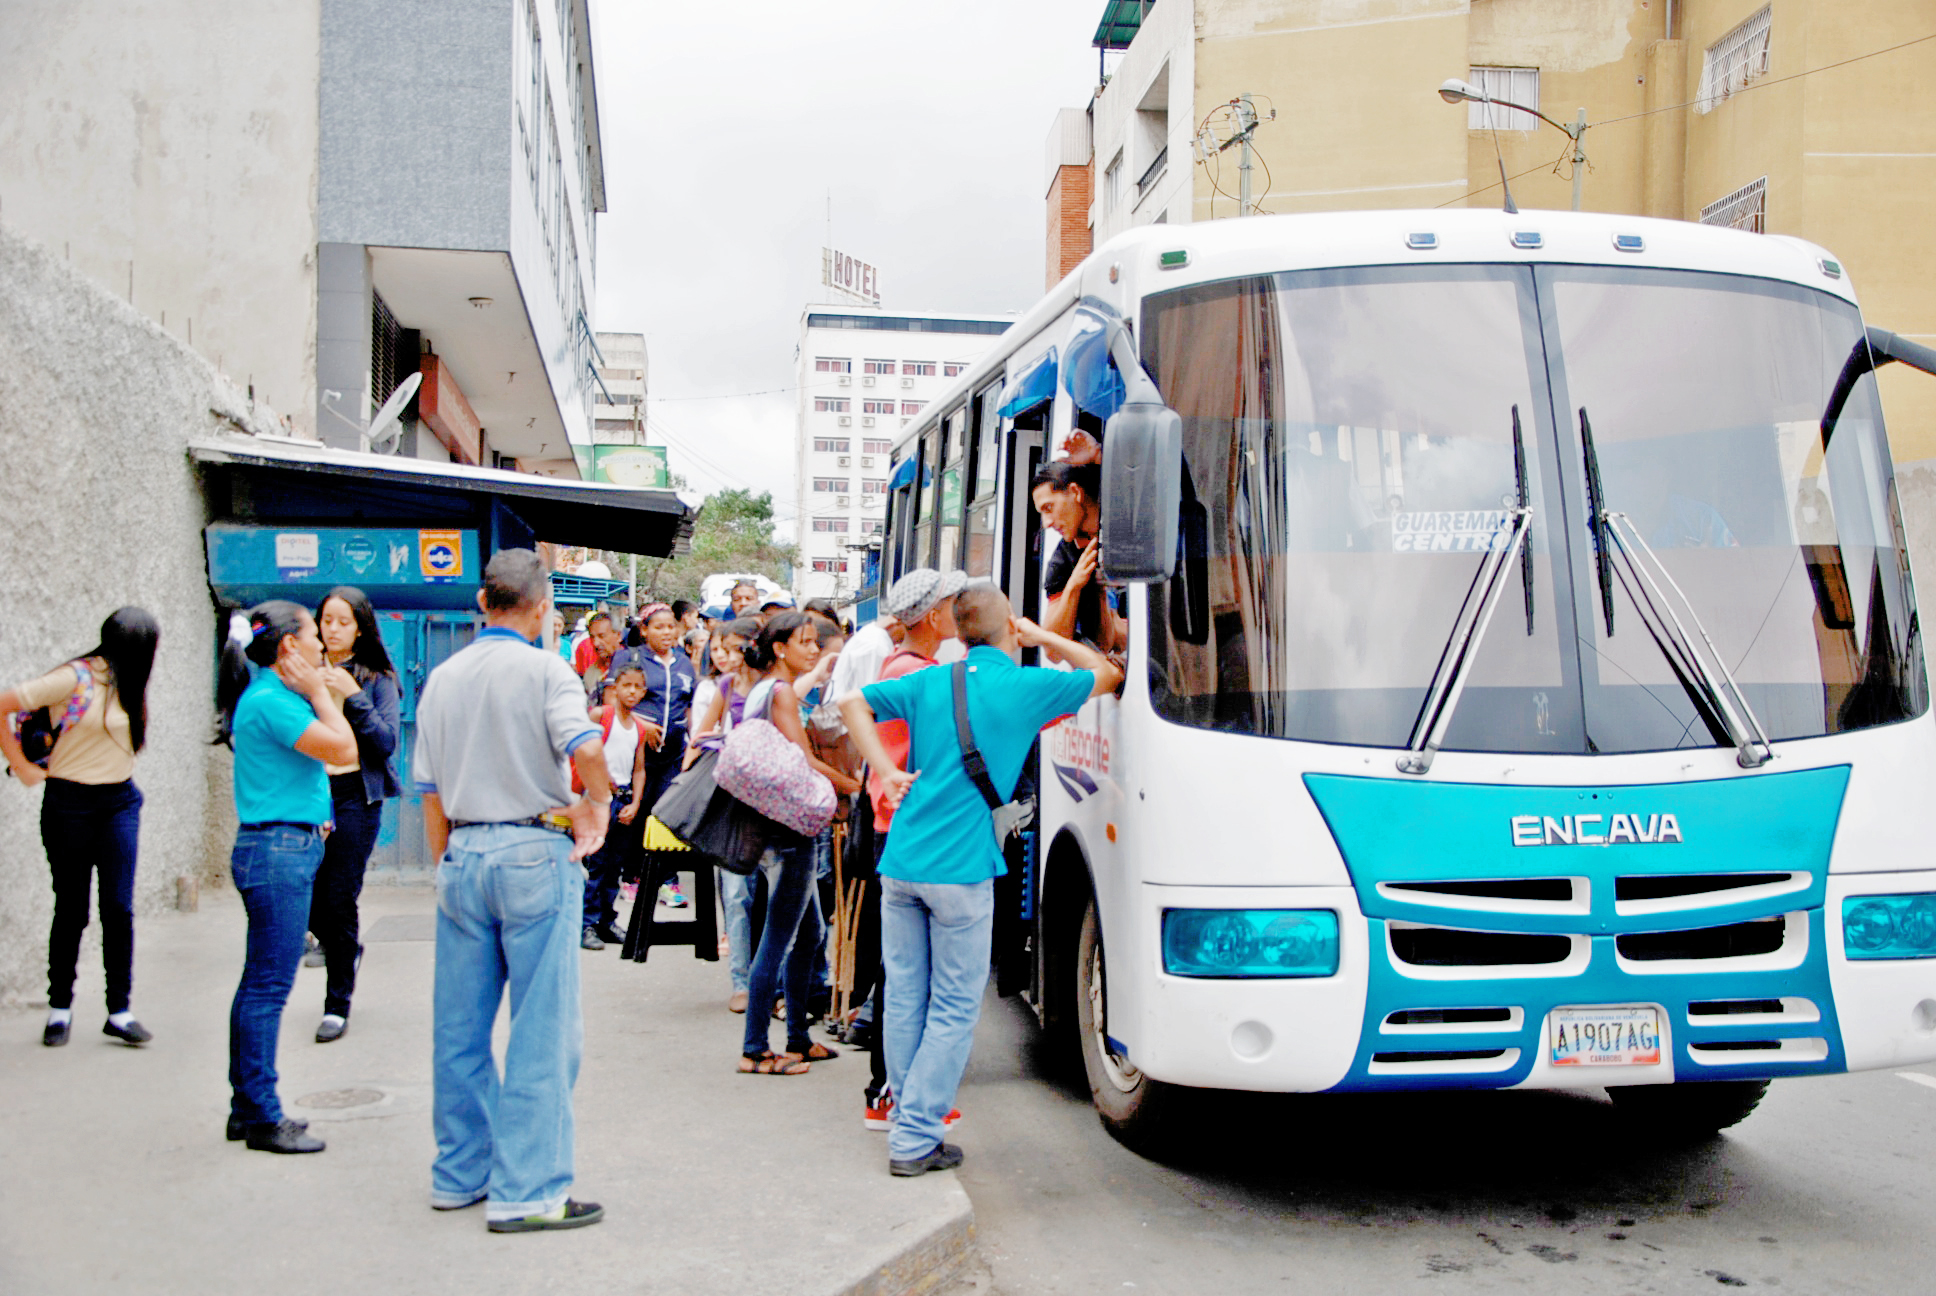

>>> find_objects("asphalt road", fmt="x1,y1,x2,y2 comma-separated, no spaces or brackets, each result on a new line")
952,991,1936,1295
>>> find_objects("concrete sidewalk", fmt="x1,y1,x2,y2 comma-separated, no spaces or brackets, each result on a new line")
0,882,974,1295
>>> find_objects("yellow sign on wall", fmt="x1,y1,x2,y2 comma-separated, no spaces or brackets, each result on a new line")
419,529,464,583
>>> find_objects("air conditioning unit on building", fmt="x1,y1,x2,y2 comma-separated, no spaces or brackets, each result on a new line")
900,377,914,389
837,456,851,467
838,375,851,386
862,416,875,427
837,496,851,508
838,415,852,426
862,376,876,387
861,456,875,468
863,496,882,509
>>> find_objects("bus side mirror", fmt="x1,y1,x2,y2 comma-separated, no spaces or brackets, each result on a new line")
1099,399,1183,582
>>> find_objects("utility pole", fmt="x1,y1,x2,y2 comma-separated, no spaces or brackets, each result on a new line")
1237,94,1256,215
1569,108,1587,211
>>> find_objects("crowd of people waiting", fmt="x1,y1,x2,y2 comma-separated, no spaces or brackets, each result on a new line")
0,510,1119,1232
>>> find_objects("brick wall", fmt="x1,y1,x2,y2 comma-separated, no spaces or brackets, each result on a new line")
1045,163,1094,291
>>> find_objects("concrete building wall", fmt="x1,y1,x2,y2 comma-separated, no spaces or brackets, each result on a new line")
0,227,279,1007
318,0,515,254
1091,0,1196,242
1192,0,1469,217
0,0,323,435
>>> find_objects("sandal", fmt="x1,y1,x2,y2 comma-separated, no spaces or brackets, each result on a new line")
782,1042,839,1062
738,1051,810,1076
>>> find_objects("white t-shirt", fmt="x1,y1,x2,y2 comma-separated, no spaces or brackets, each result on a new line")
603,711,640,788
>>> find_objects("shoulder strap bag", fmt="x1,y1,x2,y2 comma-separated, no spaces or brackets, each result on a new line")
9,660,93,776
951,661,1035,843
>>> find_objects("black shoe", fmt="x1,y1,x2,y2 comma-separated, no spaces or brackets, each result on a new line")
102,1019,153,1046
593,923,625,946
580,927,605,951
228,1114,308,1142
487,1198,605,1233
316,1016,348,1043
245,1118,326,1154
42,1019,70,1047
889,1142,964,1177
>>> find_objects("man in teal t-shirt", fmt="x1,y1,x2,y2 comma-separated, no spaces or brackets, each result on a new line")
841,582,1121,1176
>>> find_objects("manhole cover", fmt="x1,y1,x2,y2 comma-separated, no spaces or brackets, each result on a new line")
296,1088,385,1109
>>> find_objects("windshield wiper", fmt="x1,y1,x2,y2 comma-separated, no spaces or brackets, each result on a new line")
1579,407,1616,635
1396,412,1536,776
1600,512,1773,768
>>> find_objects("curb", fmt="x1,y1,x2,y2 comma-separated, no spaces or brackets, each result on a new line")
835,1182,978,1296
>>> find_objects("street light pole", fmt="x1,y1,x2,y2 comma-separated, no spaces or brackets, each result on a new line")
1438,79,1591,212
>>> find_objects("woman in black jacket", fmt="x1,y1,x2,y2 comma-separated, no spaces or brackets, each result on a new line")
310,586,401,1043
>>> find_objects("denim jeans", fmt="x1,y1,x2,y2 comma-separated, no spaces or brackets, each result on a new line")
229,824,325,1126
719,867,756,994
432,824,584,1221
880,876,994,1161
42,778,143,1014
581,784,635,930
310,779,382,1018
741,838,817,1058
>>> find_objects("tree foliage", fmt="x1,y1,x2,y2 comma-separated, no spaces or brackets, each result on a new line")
596,488,795,608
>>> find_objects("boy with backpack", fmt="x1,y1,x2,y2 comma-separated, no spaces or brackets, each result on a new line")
839,581,1121,1177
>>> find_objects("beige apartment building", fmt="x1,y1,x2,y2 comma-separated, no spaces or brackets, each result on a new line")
1049,0,1936,461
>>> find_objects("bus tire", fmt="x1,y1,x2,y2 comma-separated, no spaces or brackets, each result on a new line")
1606,1079,1770,1138
1075,894,1175,1152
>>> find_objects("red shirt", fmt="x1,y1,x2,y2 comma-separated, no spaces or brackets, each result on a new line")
867,648,937,833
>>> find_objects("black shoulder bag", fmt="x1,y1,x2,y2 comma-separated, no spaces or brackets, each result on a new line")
951,661,1035,842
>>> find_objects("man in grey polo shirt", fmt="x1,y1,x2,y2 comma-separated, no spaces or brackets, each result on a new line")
413,548,614,1234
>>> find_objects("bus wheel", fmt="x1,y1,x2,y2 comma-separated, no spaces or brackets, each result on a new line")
1076,895,1173,1150
1606,1080,1770,1138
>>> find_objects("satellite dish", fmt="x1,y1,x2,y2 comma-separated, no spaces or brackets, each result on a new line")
366,371,424,452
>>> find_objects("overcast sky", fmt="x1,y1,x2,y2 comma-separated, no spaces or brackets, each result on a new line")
591,0,1109,538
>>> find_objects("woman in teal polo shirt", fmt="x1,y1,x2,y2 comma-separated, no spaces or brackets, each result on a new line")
215,601,358,1154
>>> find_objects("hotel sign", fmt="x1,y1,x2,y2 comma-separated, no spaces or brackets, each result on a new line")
822,247,881,305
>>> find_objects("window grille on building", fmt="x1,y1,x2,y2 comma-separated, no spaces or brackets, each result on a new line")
813,437,849,452
901,401,923,416
814,356,852,372
814,398,850,413
371,291,402,409
862,401,895,415
811,477,847,493
1467,67,1541,130
812,518,851,533
862,438,892,455
1696,7,1772,114
863,359,896,374
902,361,936,376
944,363,965,377
1700,175,1767,232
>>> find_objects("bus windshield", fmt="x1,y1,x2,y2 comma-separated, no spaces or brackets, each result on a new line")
1143,264,1926,756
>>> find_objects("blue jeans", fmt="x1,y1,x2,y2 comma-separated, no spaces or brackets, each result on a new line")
228,824,324,1126
741,839,817,1058
581,784,634,930
719,867,756,994
432,825,584,1221
880,876,994,1161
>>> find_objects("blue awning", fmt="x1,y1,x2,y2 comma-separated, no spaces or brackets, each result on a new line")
998,348,1058,419
1062,309,1126,421
888,454,918,492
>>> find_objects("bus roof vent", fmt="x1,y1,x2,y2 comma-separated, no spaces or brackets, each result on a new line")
1510,230,1544,250
1819,257,1843,279
1405,232,1439,251
1158,249,1190,270
1613,233,1645,253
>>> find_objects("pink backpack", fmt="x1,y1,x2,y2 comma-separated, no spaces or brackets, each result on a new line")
716,683,836,837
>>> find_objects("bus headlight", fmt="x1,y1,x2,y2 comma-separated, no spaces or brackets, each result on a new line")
1162,909,1340,978
1843,894,1936,959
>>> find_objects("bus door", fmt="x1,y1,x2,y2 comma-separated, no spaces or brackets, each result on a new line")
995,410,1050,1000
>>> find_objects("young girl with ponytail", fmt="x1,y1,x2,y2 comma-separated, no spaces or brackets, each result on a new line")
1,607,160,1049
215,601,357,1154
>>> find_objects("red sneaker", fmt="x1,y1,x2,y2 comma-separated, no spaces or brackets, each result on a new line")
863,1093,894,1131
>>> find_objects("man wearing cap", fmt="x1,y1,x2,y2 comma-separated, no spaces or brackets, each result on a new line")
850,568,964,1123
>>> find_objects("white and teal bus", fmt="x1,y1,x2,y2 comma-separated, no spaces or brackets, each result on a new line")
880,208,1936,1149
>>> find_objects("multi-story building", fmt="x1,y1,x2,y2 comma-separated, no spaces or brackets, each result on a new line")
793,308,1014,601
589,331,670,486
1,0,605,478
1047,0,1936,612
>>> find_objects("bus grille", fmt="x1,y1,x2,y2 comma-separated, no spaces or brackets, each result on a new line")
1388,927,1573,967
1616,916,1786,962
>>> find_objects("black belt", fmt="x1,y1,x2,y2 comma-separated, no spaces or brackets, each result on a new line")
449,815,572,835
240,821,322,834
